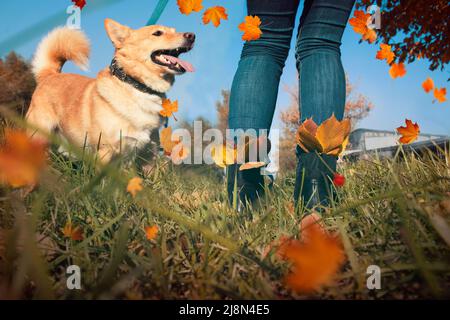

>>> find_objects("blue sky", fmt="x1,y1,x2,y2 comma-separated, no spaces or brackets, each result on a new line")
1,0,449,135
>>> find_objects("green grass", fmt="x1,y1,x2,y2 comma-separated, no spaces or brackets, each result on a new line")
1,140,450,299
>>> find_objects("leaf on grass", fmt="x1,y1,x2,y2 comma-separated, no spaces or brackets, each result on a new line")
127,177,143,198
62,222,84,241
145,225,159,240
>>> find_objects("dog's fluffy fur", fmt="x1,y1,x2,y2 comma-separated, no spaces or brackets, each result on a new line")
26,19,194,162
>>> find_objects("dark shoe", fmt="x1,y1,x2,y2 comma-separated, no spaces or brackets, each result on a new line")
294,151,337,209
227,164,265,210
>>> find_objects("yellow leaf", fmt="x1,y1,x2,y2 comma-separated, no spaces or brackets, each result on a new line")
210,144,236,168
315,115,351,155
127,177,143,197
296,118,323,153
160,99,178,118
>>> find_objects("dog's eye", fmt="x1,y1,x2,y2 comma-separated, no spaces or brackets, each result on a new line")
152,30,163,36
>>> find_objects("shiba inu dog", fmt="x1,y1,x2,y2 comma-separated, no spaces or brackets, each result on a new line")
26,19,195,162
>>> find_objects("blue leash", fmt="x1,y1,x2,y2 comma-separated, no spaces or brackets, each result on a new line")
146,0,169,25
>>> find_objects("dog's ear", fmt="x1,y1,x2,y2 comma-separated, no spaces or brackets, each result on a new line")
104,19,131,48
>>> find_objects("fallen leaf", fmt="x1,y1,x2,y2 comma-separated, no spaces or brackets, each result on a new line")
239,161,265,171
210,143,236,168
160,127,180,156
278,224,345,293
376,44,395,64
202,6,228,27
238,15,262,41
389,62,406,79
433,87,447,103
62,222,84,241
422,77,434,93
160,99,178,119
127,177,143,197
145,225,159,240
0,129,47,188
171,142,190,163
177,0,203,15
397,119,420,144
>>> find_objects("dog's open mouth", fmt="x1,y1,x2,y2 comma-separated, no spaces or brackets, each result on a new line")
151,46,194,73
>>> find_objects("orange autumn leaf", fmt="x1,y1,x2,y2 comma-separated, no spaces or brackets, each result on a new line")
397,119,420,144
127,177,143,197
389,62,406,79
433,87,447,103
0,129,47,188
349,10,377,43
239,161,265,171
160,127,180,155
160,99,178,119
422,77,434,93
376,44,395,64
145,225,159,240
62,222,84,241
296,115,351,156
177,0,203,15
278,224,345,293
238,15,262,41
202,6,228,27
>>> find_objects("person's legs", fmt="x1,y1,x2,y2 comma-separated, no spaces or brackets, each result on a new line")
228,0,300,207
294,0,355,207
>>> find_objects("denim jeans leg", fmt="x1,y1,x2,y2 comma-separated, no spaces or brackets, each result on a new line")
294,0,355,207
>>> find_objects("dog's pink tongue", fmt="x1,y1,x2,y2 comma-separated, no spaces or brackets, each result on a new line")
164,55,195,72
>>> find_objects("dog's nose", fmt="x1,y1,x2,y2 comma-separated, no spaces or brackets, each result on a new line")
183,32,196,42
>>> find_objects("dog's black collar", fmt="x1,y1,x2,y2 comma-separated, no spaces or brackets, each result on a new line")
109,58,164,97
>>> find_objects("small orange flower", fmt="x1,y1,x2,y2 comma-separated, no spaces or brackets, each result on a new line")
278,224,345,293
127,177,143,197
238,15,262,41
145,225,159,240
0,129,47,188
62,222,84,241
397,119,420,144
389,62,406,79
433,87,447,103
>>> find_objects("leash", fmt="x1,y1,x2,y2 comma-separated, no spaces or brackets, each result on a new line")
146,0,169,25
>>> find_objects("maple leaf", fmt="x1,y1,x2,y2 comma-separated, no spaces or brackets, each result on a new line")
238,15,262,41
349,10,377,43
389,62,406,79
202,6,228,27
62,222,84,241
278,224,345,293
376,44,395,64
145,225,159,240
160,99,178,119
72,0,86,10
422,77,434,93
127,177,143,198
177,0,203,15
170,142,190,163
433,87,447,103
296,115,351,156
397,119,420,144
0,129,47,188
160,127,180,155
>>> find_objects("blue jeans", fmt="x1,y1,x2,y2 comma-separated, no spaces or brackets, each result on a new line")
228,0,355,206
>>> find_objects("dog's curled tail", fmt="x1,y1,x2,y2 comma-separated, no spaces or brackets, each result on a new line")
32,27,90,82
